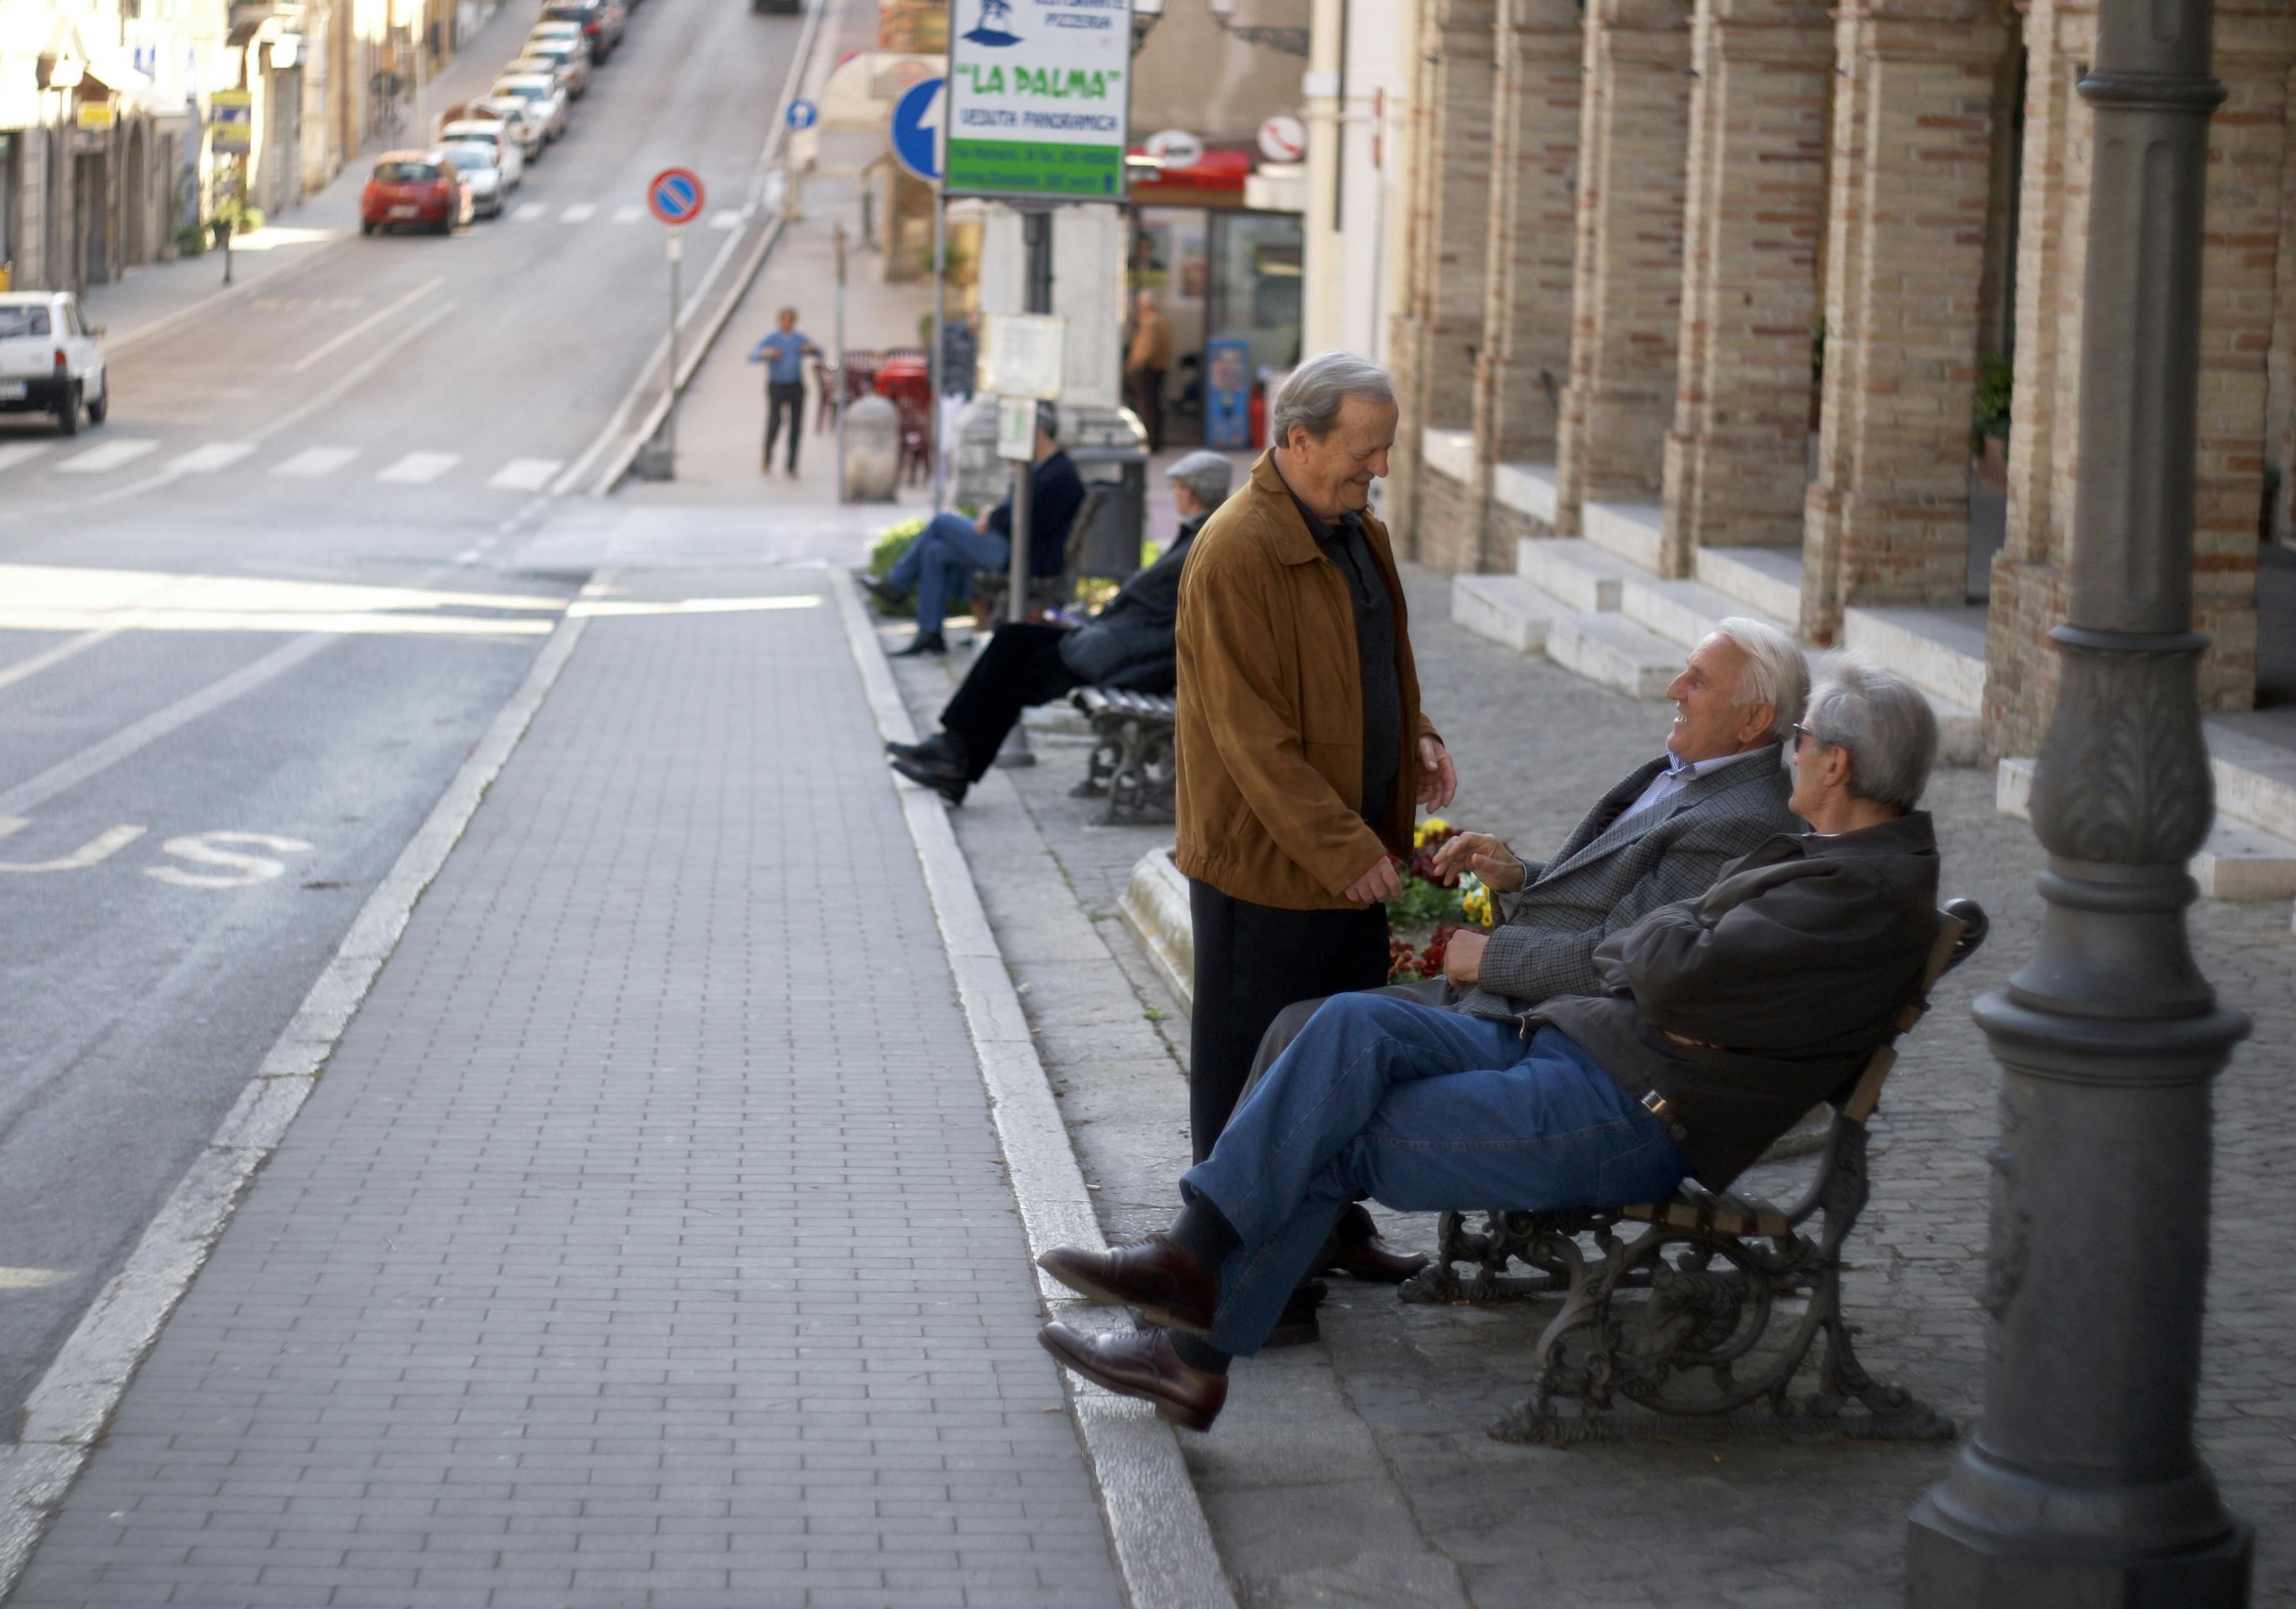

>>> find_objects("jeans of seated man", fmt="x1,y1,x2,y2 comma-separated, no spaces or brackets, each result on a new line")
888,512,1010,636
1178,994,1688,1357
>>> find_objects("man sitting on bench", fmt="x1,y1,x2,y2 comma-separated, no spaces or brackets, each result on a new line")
1033,658,1943,1432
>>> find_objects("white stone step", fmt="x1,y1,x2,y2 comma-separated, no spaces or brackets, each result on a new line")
1545,608,1682,699
1843,605,1990,710
1421,426,1476,485
1492,461,1560,526
1581,500,1665,571
1696,545,1804,622
1452,573,1551,654
1619,572,1789,652
1997,756,2296,901
1512,538,1645,614
2203,719,2296,844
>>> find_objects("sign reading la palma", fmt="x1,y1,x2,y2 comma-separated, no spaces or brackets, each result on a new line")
945,0,1131,199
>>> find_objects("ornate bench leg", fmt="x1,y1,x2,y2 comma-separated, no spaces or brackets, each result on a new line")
1102,719,1177,826
1490,1228,1628,1445
1805,1309,1955,1441
1070,722,1119,798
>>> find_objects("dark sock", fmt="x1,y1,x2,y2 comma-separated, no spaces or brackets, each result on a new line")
1336,1201,1377,1242
1171,1332,1232,1376
1168,1197,1240,1270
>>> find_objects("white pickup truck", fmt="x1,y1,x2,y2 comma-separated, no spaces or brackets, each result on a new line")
0,291,109,435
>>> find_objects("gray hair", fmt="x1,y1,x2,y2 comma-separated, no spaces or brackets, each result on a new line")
1270,350,1396,444
1803,654,1939,811
1714,616,1808,746
1164,449,1233,510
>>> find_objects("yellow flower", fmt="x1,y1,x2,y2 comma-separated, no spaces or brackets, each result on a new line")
1414,816,1450,848
1460,873,1493,928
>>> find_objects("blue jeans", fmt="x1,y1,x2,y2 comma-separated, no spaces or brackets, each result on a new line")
887,512,1010,634
1180,995,1688,1356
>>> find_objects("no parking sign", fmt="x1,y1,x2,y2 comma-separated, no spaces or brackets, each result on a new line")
647,167,706,226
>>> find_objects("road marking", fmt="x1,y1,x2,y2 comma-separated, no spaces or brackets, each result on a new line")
147,831,311,889
55,439,159,475
0,1269,73,1292
0,823,147,873
612,205,641,223
486,457,563,492
376,451,460,485
0,443,51,475
0,629,116,696
283,276,446,374
562,203,595,222
513,202,546,222
0,634,336,819
168,441,256,474
709,210,741,230
271,446,358,479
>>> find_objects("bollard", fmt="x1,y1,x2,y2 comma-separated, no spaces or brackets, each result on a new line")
842,394,902,502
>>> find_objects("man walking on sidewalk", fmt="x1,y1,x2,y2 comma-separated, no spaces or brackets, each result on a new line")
1172,351,1454,1315
1126,290,1173,453
748,307,819,476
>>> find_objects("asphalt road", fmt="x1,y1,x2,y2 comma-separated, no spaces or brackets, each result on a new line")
0,0,799,1423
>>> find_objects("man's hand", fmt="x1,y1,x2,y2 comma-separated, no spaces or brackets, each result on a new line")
1429,831,1524,892
1443,929,1488,987
974,510,994,535
1416,736,1457,809
1342,855,1403,906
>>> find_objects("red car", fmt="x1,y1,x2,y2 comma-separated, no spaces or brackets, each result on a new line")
359,153,473,236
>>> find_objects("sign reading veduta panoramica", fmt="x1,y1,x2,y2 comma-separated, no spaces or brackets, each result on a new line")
944,0,1132,199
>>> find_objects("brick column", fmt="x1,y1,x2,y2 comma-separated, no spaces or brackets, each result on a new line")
1385,0,1498,561
1984,0,2289,750
1462,0,1584,566
1798,0,2009,646
1552,0,1695,538
1658,0,1833,573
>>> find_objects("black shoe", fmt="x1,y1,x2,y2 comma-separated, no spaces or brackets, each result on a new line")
858,575,905,610
890,754,967,806
887,732,957,767
1264,1279,1328,1348
890,631,947,657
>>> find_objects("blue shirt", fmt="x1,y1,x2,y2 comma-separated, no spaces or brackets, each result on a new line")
1624,746,1771,821
749,328,816,384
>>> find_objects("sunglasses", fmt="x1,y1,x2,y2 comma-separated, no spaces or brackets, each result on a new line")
1792,722,1816,749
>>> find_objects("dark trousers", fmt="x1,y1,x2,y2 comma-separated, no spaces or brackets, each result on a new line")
1128,367,1165,453
941,622,1082,782
1186,878,1390,1164
764,381,805,471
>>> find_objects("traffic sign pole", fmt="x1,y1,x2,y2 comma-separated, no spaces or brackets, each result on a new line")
666,227,683,472
642,169,706,480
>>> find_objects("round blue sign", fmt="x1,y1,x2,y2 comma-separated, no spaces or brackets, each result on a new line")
889,77,944,184
785,98,818,132
647,166,705,225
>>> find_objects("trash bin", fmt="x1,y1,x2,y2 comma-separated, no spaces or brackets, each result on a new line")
843,393,901,502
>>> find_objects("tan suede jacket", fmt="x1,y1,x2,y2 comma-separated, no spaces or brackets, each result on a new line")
1173,453,1436,910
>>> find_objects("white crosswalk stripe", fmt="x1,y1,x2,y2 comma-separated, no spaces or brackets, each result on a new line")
708,211,741,230
271,446,359,479
486,457,563,492
562,203,595,222
0,443,51,475
512,202,546,222
612,205,642,224
169,441,256,474
55,439,159,474
376,451,461,485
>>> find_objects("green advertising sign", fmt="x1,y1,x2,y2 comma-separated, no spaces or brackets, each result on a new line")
945,0,1131,199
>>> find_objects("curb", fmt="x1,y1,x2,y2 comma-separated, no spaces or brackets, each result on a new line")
0,591,600,1602
1119,845,1196,1016
830,579,1239,1609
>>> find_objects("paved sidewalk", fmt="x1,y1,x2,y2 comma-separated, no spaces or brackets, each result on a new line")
9,570,1123,1607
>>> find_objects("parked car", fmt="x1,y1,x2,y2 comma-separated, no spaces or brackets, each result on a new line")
438,118,524,188
359,153,474,235
472,96,547,161
540,0,620,61
440,143,508,218
513,35,589,97
504,53,583,106
489,74,568,143
0,291,107,435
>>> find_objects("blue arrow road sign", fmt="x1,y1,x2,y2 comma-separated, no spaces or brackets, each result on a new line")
785,98,818,132
889,78,944,184
647,167,705,225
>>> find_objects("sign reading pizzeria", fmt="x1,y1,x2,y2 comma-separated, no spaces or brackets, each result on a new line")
944,0,1132,199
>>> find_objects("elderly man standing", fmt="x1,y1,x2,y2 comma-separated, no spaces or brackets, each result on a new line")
1175,350,1454,1297
1034,659,1946,1430
1126,291,1173,452
889,451,1234,805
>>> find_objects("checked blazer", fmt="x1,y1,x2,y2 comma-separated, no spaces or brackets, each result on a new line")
1449,746,1799,1023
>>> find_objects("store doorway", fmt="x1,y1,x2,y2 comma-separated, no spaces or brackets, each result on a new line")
1132,205,1303,451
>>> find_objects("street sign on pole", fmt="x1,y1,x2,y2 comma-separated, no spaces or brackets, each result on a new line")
1257,114,1304,163
1144,128,1201,171
888,77,944,183
207,89,251,153
646,167,706,226
785,97,818,131
944,0,1131,198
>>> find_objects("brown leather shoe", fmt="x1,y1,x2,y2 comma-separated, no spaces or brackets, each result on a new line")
1324,1231,1430,1285
1036,1234,1217,1335
1038,1323,1227,1432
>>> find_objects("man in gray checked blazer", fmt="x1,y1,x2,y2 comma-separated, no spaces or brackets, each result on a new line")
1246,618,1809,1088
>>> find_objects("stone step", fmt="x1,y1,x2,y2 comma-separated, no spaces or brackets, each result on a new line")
1619,572,1789,651
1545,608,1683,699
1512,537,1646,614
1492,461,1560,526
1695,545,1805,623
1581,500,1665,571
1119,846,1196,1013
1451,573,1552,654
1842,605,1991,710
2204,719,2296,844
1997,756,2296,901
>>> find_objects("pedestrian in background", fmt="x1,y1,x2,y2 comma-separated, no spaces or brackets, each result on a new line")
1126,290,1172,452
748,307,819,477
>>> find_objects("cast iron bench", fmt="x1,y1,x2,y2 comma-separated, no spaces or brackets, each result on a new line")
1069,687,1177,826
1398,897,1988,1446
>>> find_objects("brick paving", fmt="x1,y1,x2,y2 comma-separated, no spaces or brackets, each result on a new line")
906,564,2296,1606
9,571,1123,1609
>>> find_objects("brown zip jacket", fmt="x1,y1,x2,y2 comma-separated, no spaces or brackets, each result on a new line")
1173,453,1437,910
